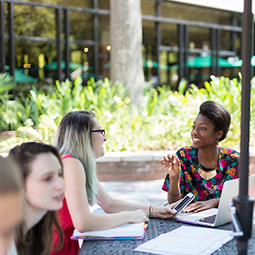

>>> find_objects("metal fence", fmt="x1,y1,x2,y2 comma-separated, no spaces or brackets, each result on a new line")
0,0,244,84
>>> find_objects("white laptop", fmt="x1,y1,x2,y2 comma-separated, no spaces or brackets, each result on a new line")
176,174,255,227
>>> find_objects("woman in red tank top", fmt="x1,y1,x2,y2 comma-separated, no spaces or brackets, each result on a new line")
51,110,177,255
51,154,80,255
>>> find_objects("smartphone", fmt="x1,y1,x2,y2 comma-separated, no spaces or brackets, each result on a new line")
172,192,195,215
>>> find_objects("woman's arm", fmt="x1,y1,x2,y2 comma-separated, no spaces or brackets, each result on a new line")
63,158,148,233
167,176,182,204
96,182,177,218
97,182,149,214
160,154,182,203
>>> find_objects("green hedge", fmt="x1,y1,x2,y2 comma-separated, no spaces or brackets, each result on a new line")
0,73,254,153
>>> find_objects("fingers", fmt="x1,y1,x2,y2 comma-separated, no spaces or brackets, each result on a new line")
183,202,201,212
160,156,173,173
144,217,150,222
133,209,149,223
183,201,207,213
160,154,173,164
167,200,180,210
156,206,176,218
173,155,180,166
156,211,175,219
193,207,206,213
160,213,175,219
160,155,175,171
192,200,217,212
160,154,180,166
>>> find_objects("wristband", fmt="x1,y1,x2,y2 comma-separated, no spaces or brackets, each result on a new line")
149,205,154,218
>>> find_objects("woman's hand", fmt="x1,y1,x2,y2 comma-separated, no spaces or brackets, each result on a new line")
160,154,181,179
128,209,149,223
153,201,179,218
183,198,220,213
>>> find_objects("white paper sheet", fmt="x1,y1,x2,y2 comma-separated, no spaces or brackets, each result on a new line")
135,226,233,255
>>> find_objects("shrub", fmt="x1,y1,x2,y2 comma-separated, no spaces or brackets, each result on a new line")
0,74,254,152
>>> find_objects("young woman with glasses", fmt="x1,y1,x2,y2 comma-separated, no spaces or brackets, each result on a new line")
161,101,239,213
51,110,177,255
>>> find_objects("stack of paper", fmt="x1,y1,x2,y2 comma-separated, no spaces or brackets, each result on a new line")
135,226,233,255
72,222,146,240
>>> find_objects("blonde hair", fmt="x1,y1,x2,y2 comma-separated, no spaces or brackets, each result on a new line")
53,110,98,205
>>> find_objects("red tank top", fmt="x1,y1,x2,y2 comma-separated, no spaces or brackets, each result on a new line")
51,154,80,255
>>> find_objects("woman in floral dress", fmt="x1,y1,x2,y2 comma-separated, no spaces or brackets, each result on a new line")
161,101,239,212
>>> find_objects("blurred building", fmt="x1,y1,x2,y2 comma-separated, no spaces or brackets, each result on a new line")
0,0,245,88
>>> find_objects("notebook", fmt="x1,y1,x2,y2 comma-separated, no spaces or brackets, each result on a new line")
176,174,255,227
71,221,147,240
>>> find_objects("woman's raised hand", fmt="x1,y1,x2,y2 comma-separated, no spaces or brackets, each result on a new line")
160,154,181,178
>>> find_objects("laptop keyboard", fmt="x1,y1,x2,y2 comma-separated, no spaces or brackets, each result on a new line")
198,214,216,224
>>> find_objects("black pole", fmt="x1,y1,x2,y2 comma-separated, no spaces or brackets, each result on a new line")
233,0,254,254
8,2,15,77
0,1,6,73
56,8,62,82
93,0,99,80
64,9,70,80
155,1,161,86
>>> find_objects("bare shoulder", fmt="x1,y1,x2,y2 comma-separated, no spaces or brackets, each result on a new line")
62,157,85,179
63,157,83,168
62,157,88,206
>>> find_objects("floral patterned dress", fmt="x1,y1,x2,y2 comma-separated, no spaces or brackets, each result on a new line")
162,146,239,201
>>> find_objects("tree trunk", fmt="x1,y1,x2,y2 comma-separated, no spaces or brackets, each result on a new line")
110,0,145,110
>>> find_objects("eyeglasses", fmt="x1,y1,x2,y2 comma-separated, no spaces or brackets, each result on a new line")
91,129,106,136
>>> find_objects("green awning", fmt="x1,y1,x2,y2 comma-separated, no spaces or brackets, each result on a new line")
232,56,255,67
187,55,233,68
143,60,171,70
43,61,85,70
5,69,38,83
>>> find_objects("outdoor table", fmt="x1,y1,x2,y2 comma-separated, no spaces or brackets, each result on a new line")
79,218,255,255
